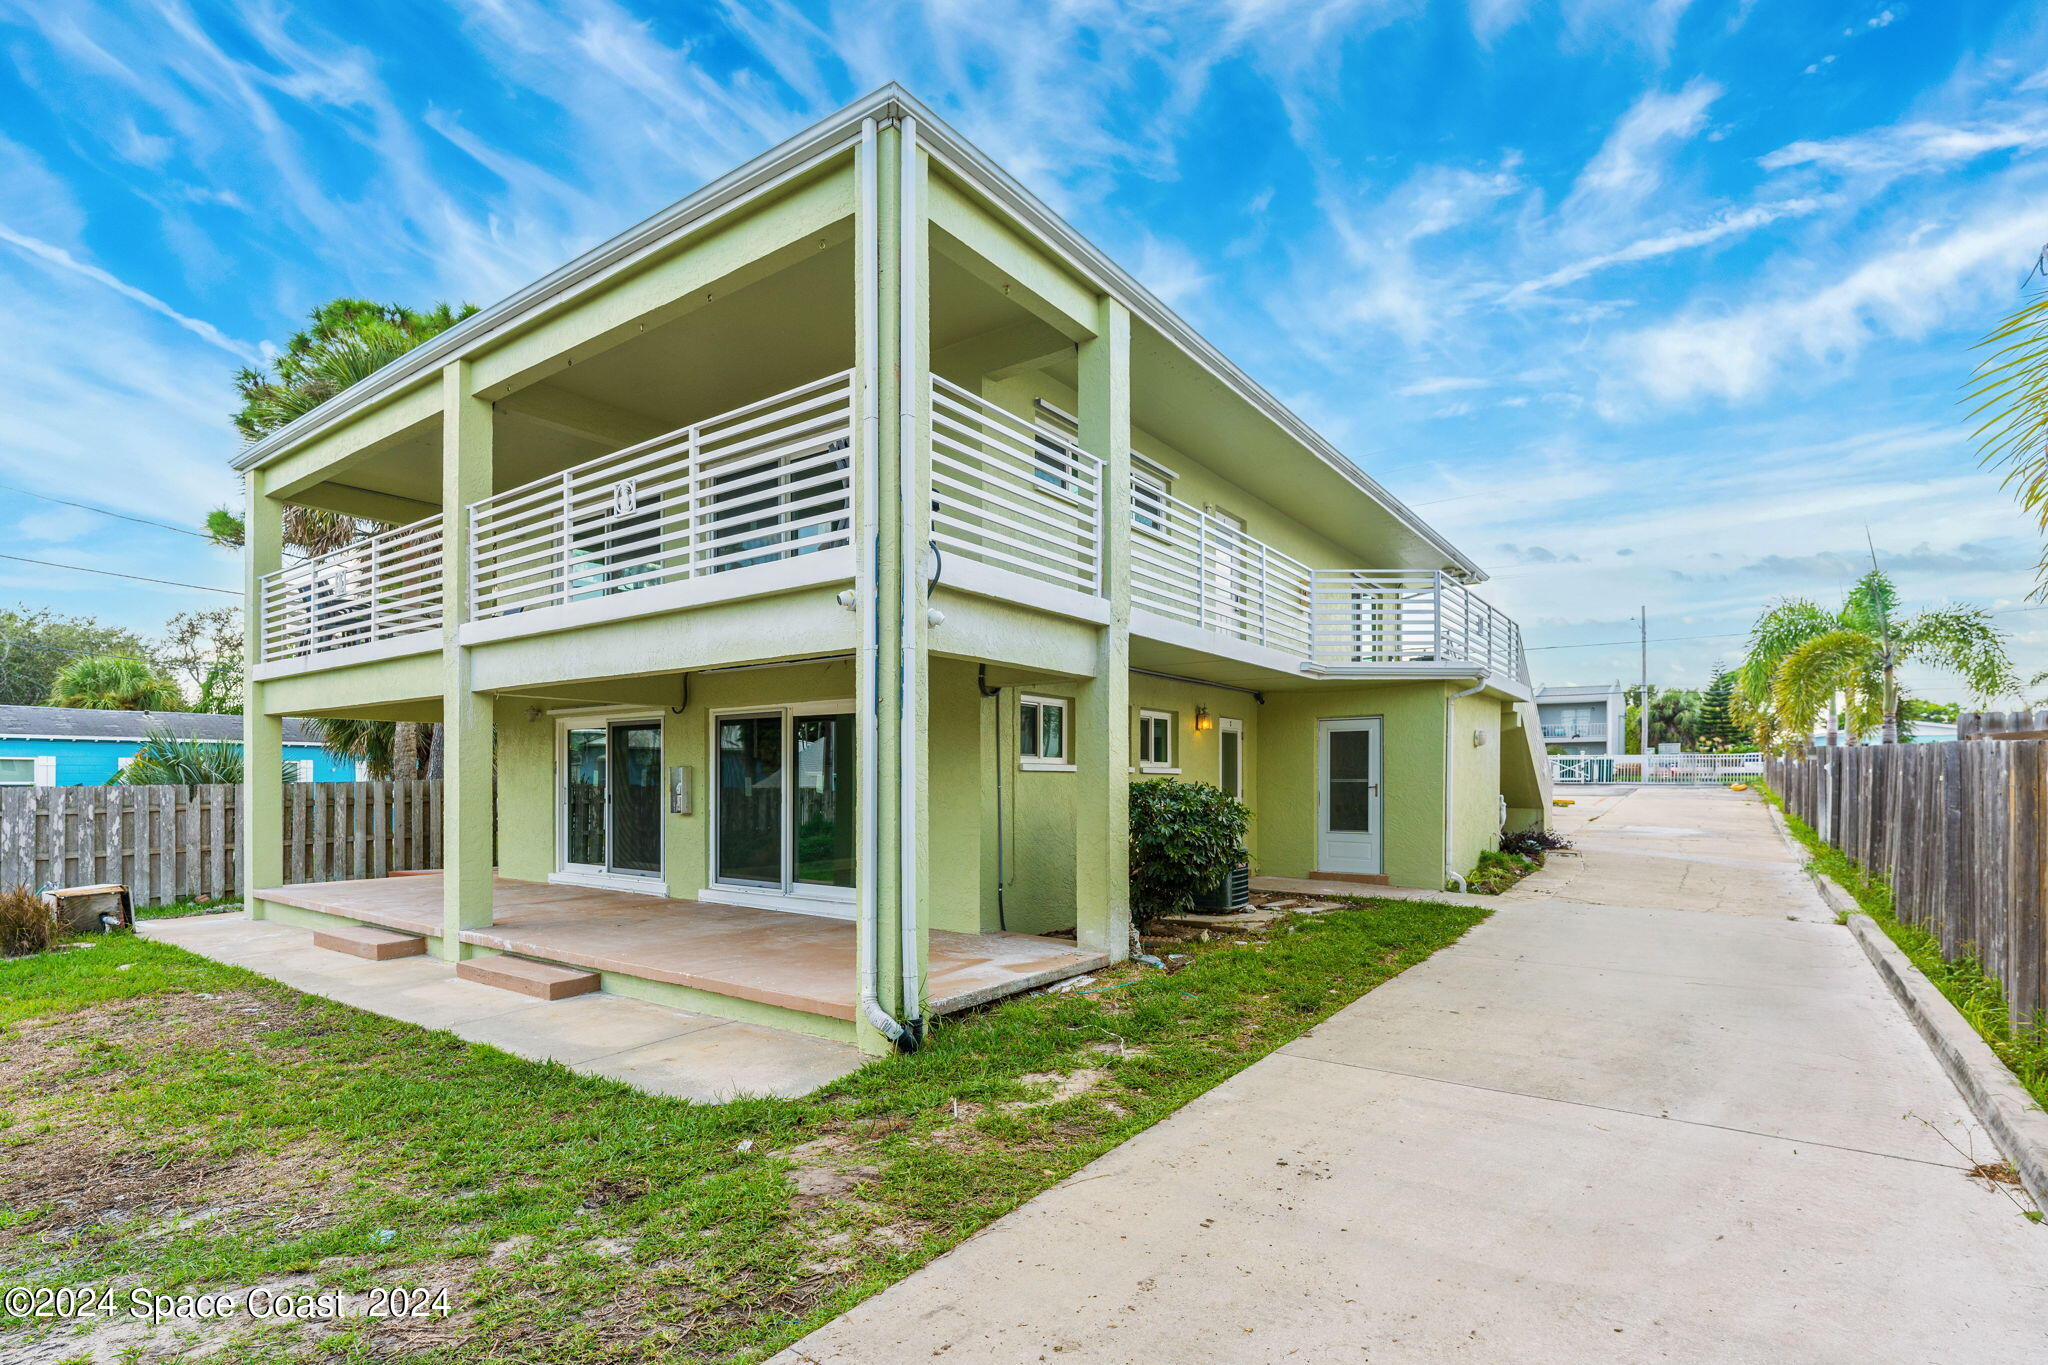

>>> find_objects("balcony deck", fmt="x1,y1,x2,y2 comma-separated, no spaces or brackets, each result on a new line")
251,874,1106,1023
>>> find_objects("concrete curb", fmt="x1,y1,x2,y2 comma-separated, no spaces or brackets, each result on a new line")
1842,910,2048,1211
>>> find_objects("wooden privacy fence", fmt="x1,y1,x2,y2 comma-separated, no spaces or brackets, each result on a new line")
0,781,443,907
1766,743,2046,1027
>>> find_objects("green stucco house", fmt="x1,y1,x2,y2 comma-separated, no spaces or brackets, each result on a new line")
235,86,1548,1056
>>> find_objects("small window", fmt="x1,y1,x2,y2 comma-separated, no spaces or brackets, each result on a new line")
1137,710,1177,772
1131,468,1169,532
0,755,50,786
288,760,315,784
1218,717,1244,799
1020,695,1071,769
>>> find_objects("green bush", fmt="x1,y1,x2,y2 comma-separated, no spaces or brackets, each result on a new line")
1128,778,1250,924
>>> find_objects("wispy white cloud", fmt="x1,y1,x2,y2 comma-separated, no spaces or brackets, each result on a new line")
1398,376,1495,396
1762,115,2048,174
1609,202,2044,406
1562,78,1721,226
0,223,261,364
1507,199,1822,300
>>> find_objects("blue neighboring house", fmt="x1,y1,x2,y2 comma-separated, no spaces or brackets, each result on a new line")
0,705,355,786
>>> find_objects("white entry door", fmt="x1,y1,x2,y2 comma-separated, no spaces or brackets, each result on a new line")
1317,717,1383,875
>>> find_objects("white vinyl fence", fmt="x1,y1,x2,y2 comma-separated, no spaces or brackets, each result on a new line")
1548,753,1765,786
0,781,442,907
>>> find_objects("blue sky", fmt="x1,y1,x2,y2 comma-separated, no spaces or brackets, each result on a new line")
2,0,2045,702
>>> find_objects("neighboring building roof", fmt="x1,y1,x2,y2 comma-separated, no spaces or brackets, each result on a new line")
1535,684,1626,703
228,84,1485,582
0,705,318,745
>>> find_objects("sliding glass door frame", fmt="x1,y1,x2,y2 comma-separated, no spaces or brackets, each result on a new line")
707,698,857,915
554,711,666,891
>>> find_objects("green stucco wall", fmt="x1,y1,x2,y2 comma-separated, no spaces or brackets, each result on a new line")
485,656,986,934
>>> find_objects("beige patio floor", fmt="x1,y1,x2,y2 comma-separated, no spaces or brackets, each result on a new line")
139,913,865,1102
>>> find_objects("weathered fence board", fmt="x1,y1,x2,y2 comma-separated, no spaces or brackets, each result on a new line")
1768,742,2047,1027
0,781,442,907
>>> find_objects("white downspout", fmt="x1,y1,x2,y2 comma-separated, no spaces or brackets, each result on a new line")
1443,678,1487,894
897,114,924,1039
856,115,905,1046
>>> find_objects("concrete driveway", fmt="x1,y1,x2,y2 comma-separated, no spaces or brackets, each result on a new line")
773,787,2048,1364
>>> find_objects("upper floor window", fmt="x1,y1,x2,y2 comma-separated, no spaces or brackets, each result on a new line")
1131,454,1174,533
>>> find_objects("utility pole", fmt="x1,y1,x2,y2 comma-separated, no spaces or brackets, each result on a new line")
1638,606,1651,757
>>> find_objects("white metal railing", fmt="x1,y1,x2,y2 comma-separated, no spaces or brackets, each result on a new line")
1551,753,1764,785
1307,569,1526,681
468,372,855,621
930,376,1102,595
1128,489,1526,681
1130,478,1314,655
258,516,444,663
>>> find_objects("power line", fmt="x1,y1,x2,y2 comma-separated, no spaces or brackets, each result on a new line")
0,553,237,595
0,481,212,540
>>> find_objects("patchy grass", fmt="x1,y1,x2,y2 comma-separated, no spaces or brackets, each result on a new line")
1462,849,1536,895
0,897,1486,1364
134,896,243,923
1757,781,2048,1113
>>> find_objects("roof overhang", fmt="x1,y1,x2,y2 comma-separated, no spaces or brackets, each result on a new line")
231,85,1484,583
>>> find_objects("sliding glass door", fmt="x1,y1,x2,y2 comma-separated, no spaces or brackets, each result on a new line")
561,718,664,881
714,706,855,903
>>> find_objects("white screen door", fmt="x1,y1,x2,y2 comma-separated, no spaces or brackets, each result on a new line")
1317,717,1382,874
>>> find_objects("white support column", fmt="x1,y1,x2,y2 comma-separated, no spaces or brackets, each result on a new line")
242,470,286,916
1075,296,1132,960
439,359,495,959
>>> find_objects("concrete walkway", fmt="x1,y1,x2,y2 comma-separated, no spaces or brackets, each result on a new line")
140,915,862,1101
774,787,2048,1363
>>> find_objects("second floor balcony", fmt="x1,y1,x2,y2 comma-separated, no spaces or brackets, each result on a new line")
256,370,1526,690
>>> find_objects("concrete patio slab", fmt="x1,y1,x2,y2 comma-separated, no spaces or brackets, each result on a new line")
140,914,864,1101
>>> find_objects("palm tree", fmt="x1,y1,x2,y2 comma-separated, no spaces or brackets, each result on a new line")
111,729,302,785
232,298,477,442
47,655,185,711
1970,262,2048,599
1753,569,2017,746
304,716,397,780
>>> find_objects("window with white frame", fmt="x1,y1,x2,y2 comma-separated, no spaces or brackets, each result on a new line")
1136,709,1177,772
1018,695,1071,768
288,759,315,783
1131,455,1173,533
0,755,54,786
1217,717,1244,799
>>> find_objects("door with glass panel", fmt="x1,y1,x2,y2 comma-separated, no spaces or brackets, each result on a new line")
714,707,856,904
1316,717,1382,875
561,719,664,880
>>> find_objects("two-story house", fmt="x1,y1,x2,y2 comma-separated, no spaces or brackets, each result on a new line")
234,87,1548,1056
1535,683,1627,755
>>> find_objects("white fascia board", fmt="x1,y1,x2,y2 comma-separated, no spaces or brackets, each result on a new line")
229,85,1483,583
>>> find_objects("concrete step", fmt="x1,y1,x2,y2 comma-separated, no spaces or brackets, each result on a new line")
313,924,428,961
458,955,600,1001
1310,871,1390,886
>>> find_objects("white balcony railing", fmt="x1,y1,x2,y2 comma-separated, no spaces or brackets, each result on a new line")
468,372,855,621
1130,478,1526,682
1131,480,1315,655
258,516,444,663
930,376,1102,596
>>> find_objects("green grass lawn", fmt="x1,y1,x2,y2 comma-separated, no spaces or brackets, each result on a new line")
1,897,1486,1364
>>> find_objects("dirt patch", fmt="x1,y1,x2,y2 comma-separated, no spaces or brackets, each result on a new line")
0,993,372,1253
1014,1068,1108,1105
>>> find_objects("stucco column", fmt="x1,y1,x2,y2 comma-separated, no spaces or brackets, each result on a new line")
1075,296,1132,959
439,359,494,959
855,117,934,1055
241,471,286,918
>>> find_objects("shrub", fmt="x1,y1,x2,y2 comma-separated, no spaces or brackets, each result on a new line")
1128,778,1250,924
0,884,59,957
1500,826,1571,859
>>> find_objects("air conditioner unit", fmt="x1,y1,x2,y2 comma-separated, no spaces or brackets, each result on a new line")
1193,859,1251,912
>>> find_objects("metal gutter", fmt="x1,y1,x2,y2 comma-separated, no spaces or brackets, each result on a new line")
229,84,1484,582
